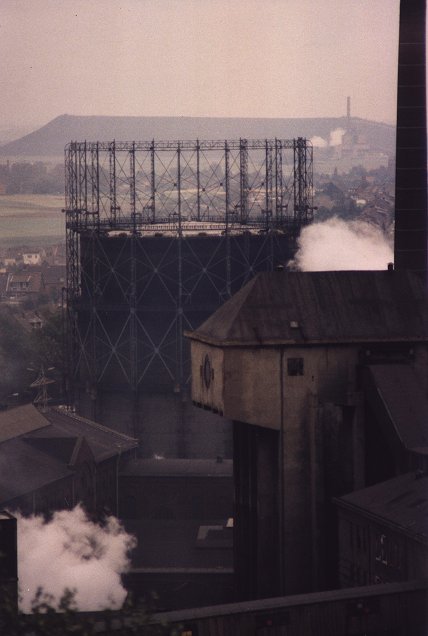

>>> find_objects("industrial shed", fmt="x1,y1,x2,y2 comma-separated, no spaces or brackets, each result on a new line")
335,471,428,587
0,403,137,515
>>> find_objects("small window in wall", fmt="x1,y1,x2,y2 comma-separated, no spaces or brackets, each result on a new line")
287,357,304,376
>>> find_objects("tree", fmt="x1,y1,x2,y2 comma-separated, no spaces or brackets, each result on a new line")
0,587,175,635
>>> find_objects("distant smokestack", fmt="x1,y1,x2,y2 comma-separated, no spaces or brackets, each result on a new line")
394,0,427,283
347,96,351,121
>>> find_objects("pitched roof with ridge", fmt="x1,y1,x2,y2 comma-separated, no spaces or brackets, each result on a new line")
0,404,138,505
188,270,428,347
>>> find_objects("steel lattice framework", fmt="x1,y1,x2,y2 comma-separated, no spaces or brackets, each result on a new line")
64,138,313,449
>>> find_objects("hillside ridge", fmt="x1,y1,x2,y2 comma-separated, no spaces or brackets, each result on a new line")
0,114,395,157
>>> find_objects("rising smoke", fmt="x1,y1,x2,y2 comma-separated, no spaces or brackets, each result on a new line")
16,505,136,613
310,128,345,148
289,217,394,271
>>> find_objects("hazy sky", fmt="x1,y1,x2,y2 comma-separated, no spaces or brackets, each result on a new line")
1,0,400,128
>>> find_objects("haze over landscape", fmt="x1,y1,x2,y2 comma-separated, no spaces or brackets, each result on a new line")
1,0,399,134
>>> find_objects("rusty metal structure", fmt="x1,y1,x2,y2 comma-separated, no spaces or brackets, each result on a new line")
64,138,313,456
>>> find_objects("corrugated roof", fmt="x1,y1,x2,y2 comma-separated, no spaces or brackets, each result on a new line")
336,472,428,543
188,270,428,346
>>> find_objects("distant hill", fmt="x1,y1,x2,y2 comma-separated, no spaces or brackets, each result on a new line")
0,114,395,157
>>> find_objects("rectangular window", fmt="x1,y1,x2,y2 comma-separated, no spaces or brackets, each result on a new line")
287,357,304,376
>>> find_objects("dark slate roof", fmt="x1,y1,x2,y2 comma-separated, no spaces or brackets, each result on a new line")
335,472,428,544
0,404,138,504
38,407,138,462
188,270,428,346
121,458,233,478
0,403,50,442
366,364,428,451
0,435,73,503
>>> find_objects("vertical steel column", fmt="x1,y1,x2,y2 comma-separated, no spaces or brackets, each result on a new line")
129,142,138,436
196,139,201,221
225,140,231,297
151,140,156,222
293,137,306,228
129,142,136,232
89,229,98,421
79,141,87,222
294,138,313,226
177,142,183,391
306,141,314,225
90,144,100,225
239,138,249,224
65,144,81,408
109,141,117,225
130,231,138,438
275,139,284,226
264,140,273,231
176,142,186,456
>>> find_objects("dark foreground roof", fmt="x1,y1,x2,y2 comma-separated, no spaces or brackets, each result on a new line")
188,270,428,346
335,472,428,544
0,404,137,504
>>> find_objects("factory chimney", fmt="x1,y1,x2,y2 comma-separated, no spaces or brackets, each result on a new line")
394,0,427,283
346,96,351,122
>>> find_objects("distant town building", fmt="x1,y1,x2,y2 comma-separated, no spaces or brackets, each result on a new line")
23,252,44,266
40,264,66,301
0,272,11,300
7,272,44,299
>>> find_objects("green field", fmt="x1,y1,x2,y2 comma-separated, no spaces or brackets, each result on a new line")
0,194,65,247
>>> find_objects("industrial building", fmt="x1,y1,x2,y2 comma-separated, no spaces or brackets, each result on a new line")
0,403,137,515
186,0,428,610
335,471,428,588
64,138,314,457
187,268,428,597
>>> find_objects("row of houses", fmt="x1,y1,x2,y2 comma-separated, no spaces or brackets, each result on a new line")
0,265,65,303
0,243,66,269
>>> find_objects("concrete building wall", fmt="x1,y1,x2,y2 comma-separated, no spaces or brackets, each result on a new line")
191,337,428,596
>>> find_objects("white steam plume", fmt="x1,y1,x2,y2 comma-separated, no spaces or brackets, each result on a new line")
17,505,136,613
310,128,345,148
310,135,328,148
329,128,345,146
289,217,393,271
